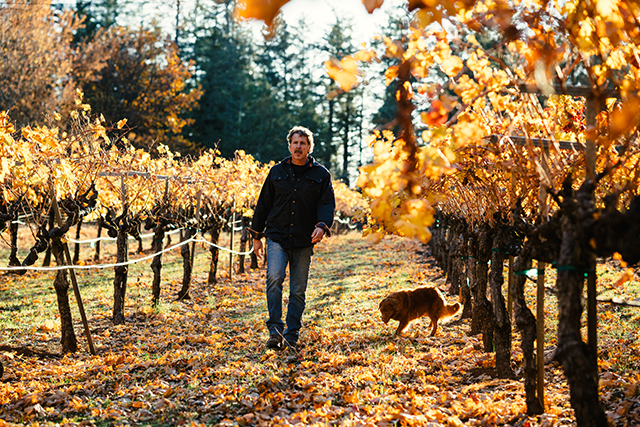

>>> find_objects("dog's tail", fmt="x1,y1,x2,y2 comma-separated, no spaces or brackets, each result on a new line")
443,302,462,319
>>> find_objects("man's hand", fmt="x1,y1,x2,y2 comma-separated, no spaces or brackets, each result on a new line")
253,239,264,259
311,227,325,244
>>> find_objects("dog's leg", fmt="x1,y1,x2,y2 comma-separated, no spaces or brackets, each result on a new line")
395,317,409,336
429,317,438,336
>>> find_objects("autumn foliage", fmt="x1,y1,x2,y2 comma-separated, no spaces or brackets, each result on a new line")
0,0,80,127
1,0,640,426
236,0,640,426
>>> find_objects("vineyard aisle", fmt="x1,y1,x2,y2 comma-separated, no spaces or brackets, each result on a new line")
0,230,638,426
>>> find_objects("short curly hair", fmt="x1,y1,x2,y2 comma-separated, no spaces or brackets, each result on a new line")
286,126,314,154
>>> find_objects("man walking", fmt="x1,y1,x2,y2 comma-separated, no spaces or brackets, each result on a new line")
251,126,335,351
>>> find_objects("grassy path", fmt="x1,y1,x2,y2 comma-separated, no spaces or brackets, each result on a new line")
0,230,638,426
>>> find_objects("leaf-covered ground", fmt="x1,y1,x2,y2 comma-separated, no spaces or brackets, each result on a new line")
0,231,639,426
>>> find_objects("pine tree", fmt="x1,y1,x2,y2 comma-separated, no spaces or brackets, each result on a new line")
321,18,365,185
257,17,328,162
186,1,285,160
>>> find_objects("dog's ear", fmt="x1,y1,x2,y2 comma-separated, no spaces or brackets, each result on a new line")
386,293,404,314
380,293,399,322
380,295,395,312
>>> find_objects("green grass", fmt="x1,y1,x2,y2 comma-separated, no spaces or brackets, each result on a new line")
0,222,233,350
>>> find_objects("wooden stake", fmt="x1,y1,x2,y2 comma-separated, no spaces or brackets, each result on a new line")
229,203,235,282
190,190,202,269
586,96,598,381
536,261,545,409
507,170,516,319
507,255,514,319
51,187,96,355
536,173,548,410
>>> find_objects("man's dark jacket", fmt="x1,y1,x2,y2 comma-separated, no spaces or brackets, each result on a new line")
251,156,335,249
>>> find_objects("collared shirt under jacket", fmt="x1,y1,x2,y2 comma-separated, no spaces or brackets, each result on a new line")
251,156,335,249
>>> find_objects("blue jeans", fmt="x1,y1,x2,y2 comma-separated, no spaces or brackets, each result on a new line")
265,238,313,344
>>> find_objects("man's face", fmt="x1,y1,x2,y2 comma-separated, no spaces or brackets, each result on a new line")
289,133,311,165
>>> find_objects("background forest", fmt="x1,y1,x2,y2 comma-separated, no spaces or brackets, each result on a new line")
0,0,406,186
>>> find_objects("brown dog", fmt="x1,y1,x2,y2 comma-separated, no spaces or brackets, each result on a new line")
379,287,461,336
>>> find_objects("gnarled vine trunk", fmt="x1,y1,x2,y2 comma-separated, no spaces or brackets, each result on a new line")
73,218,82,264
176,227,197,301
50,238,78,353
113,225,129,325
238,216,250,274
554,180,607,427
207,226,222,285
511,247,543,414
489,223,514,378
94,221,102,261
8,220,19,268
447,228,463,297
151,225,165,305
460,227,474,319
42,210,55,267
471,224,494,353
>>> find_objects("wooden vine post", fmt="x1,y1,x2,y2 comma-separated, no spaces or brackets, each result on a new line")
176,187,200,301
190,189,202,270
229,202,236,281
151,179,171,305
489,85,614,423
536,118,552,411
513,83,613,396
585,95,599,382
507,170,516,319
112,175,129,325
51,185,96,355
536,174,548,410
536,261,545,409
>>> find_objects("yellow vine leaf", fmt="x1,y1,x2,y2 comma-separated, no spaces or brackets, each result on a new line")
362,0,384,13
234,0,291,27
325,56,360,92
441,55,464,77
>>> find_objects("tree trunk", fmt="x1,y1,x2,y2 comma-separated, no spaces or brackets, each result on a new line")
450,255,463,299
136,222,143,254
151,225,165,306
50,238,78,353
238,216,250,274
511,248,543,415
8,220,19,268
42,210,55,267
447,230,462,297
176,227,197,300
207,226,221,285
471,224,494,353
489,225,513,378
431,215,446,267
443,227,453,285
460,229,474,319
94,221,102,261
112,227,128,325
73,218,83,264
